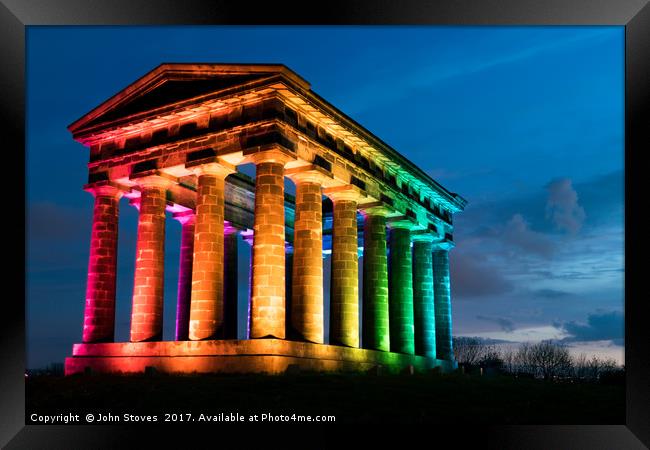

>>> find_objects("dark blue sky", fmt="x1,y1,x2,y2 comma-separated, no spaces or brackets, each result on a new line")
26,26,624,368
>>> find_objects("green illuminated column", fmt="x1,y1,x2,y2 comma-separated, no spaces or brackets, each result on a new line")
362,209,390,352
412,235,436,358
433,243,454,361
388,224,415,355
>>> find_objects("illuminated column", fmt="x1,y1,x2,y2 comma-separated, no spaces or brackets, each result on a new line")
82,184,123,343
412,235,436,358
223,225,239,339
187,162,234,341
433,243,454,361
130,177,169,342
361,208,391,352
172,211,195,341
325,187,361,348
284,245,294,339
241,229,255,339
287,173,324,344
249,150,293,339
388,224,415,355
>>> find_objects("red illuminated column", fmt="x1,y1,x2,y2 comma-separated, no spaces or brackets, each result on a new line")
325,186,361,348
82,184,123,343
287,173,324,344
249,150,293,339
172,211,195,341
130,177,169,342
188,163,234,340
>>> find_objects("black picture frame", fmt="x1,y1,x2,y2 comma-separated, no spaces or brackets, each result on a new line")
3,0,648,447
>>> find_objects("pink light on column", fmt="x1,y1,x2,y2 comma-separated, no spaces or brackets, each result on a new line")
82,184,123,343
173,210,196,341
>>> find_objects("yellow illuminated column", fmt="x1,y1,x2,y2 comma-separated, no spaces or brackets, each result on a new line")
286,171,325,343
325,186,362,348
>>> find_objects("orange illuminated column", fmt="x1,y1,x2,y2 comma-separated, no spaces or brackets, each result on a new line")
186,162,235,341
361,207,391,352
129,176,170,342
82,184,123,343
324,186,362,348
285,170,325,343
172,210,195,341
249,150,293,339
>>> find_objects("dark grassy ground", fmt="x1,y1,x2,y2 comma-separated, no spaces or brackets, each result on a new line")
26,372,624,424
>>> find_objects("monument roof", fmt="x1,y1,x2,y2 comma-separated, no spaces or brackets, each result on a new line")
68,63,310,132
69,63,467,211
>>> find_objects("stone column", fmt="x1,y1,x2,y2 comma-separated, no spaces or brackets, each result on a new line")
388,224,415,355
433,244,454,361
172,211,195,341
287,174,324,343
412,235,436,358
240,229,255,340
82,184,123,343
325,187,361,348
187,162,234,341
223,224,239,339
284,245,294,339
249,150,293,339
130,177,169,342
361,208,391,352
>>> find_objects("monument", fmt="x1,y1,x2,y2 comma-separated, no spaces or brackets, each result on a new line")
64,63,467,375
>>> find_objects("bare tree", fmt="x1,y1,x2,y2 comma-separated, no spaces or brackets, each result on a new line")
453,337,498,367
573,353,589,380
499,347,518,374
515,342,536,376
573,354,618,381
528,340,572,380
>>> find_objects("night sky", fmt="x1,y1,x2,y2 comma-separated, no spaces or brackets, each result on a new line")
26,26,624,369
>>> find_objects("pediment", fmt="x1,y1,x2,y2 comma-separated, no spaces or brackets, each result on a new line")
68,63,310,134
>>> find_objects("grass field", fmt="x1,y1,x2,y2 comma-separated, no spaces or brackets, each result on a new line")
25,372,624,424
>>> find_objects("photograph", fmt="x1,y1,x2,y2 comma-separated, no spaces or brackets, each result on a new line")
2,1,648,446
25,24,625,422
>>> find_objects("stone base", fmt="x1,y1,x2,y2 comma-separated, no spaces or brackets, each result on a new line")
64,339,457,375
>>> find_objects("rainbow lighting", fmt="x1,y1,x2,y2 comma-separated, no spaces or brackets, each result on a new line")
64,64,467,375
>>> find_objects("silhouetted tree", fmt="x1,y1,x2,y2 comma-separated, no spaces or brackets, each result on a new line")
527,340,572,380
453,337,498,367
573,354,618,381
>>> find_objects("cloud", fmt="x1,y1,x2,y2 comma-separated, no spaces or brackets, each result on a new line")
555,310,624,345
502,213,555,258
450,252,513,298
452,336,514,345
476,315,515,332
533,289,573,299
545,178,586,234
